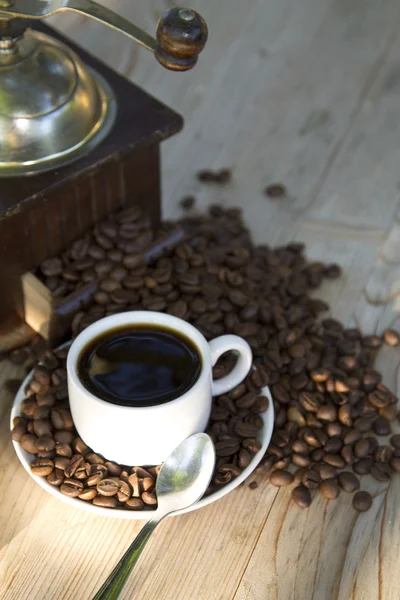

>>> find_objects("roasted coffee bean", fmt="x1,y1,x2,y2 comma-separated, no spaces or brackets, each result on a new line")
354,439,370,458
125,497,145,510
323,454,345,469
390,434,400,449
104,461,122,477
353,458,373,475
299,392,320,413
78,488,98,501
11,421,27,442
383,329,400,347
60,479,84,497
235,421,259,438
142,491,157,506
93,495,118,508
389,457,400,472
370,464,390,482
51,409,74,430
316,464,337,480
317,405,337,422
236,392,257,409
36,391,56,408
352,491,372,512
292,453,311,468
287,407,306,427
373,418,391,436
338,405,352,427
292,485,311,508
375,446,392,463
302,469,320,489
36,435,55,452
341,445,354,465
338,472,359,493
343,429,361,446
55,443,73,458
97,478,120,496
65,455,84,478
54,431,74,445
324,436,342,453
41,258,63,277
380,405,397,421
47,469,65,486
319,479,340,500
269,470,293,487
54,456,70,471
86,453,105,465
30,458,54,477
291,440,309,454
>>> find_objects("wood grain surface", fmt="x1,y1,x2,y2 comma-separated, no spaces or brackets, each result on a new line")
2,0,400,598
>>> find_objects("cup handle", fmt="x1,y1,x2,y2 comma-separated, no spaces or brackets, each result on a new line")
209,335,253,397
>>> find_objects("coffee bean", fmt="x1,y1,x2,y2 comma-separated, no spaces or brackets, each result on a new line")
338,405,352,427
338,472,359,493
47,469,65,486
389,457,400,472
373,418,391,436
41,258,63,277
292,486,311,508
352,491,372,512
53,431,74,445
353,458,372,475
302,469,320,489
324,436,342,453
319,479,340,500
55,442,73,458
236,392,257,409
97,478,119,496
51,409,74,430
142,491,157,506
36,435,55,453
65,455,84,478
292,453,311,468
78,488,98,501
383,329,400,347
125,497,145,510
323,454,345,469
11,421,28,442
316,464,337,480
30,458,54,477
341,445,354,465
299,392,320,413
60,479,84,497
269,470,293,487
370,464,390,482
375,446,392,463
86,453,105,465
316,405,337,422
93,495,118,508
354,439,370,458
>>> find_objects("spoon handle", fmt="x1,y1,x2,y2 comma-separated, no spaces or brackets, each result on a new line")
92,515,163,600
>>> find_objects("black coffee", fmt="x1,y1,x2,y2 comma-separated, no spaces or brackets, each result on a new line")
78,324,201,407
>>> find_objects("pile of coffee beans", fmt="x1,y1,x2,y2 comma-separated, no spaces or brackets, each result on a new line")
9,201,400,513
11,347,269,509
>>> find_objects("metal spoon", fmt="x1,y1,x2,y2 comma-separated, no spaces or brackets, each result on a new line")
92,433,216,600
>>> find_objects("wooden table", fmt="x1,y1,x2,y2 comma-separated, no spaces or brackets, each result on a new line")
2,0,400,598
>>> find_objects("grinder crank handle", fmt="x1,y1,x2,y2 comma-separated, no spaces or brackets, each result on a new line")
0,0,208,71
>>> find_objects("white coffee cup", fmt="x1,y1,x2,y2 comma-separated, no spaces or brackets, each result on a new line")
67,311,252,466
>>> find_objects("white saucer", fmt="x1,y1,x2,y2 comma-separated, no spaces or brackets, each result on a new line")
11,370,274,520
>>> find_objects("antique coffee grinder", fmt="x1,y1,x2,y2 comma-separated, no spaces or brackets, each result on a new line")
0,1,208,349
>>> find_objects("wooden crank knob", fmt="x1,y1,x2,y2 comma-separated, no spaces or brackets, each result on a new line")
155,7,208,71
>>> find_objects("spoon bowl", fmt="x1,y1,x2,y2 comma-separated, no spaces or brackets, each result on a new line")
156,433,216,512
